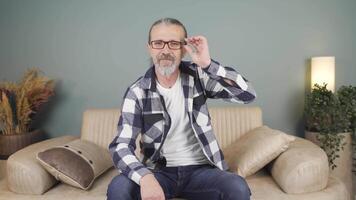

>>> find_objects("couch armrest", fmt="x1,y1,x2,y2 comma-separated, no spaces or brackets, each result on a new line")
7,135,78,194
268,137,329,194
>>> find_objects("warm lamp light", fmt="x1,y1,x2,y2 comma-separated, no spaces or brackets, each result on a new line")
311,56,335,92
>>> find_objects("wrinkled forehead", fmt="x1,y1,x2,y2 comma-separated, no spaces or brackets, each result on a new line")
150,24,186,41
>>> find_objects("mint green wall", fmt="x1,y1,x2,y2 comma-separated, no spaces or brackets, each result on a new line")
1,0,355,138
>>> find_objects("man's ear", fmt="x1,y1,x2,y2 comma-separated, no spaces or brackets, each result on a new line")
146,43,151,54
182,47,187,58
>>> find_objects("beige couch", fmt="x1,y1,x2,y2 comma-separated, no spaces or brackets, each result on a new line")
0,106,350,200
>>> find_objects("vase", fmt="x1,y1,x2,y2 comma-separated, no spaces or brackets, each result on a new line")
0,129,45,159
305,131,353,199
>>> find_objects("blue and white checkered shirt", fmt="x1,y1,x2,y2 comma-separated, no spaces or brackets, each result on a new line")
109,59,257,185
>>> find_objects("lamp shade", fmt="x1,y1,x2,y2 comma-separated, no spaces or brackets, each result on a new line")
311,56,335,92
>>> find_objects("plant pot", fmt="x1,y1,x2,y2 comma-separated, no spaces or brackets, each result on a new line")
305,131,353,199
0,129,45,159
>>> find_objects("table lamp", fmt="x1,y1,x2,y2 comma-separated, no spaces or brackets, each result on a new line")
311,56,335,92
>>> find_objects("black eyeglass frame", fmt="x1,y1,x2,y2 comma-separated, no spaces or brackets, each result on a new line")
149,40,187,50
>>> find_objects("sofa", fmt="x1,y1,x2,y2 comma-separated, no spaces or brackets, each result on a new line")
0,106,350,200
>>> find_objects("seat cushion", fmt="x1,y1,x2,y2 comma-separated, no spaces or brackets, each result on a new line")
0,168,348,200
0,168,119,200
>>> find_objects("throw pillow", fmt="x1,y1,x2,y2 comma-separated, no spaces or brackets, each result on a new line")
36,139,113,190
222,125,295,177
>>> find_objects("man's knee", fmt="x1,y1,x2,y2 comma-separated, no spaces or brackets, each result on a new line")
107,174,140,200
221,175,251,200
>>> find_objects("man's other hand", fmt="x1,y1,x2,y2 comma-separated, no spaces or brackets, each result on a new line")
184,36,211,69
140,174,165,200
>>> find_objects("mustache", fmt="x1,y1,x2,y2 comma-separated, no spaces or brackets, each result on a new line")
157,53,175,61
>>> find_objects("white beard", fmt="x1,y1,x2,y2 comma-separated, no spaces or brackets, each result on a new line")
156,62,177,76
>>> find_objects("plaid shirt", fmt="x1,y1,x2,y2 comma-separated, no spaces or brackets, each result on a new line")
109,59,256,185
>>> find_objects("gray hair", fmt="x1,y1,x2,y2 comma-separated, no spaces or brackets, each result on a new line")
148,18,187,43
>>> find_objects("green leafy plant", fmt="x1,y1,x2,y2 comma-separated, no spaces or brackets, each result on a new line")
337,85,356,174
0,68,55,135
304,83,350,170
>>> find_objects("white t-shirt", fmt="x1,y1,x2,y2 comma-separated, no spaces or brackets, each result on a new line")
156,73,209,167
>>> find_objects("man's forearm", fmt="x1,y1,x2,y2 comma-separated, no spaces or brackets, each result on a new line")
199,59,257,103
109,136,152,185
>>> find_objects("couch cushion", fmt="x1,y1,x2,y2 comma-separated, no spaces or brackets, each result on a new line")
7,135,78,195
80,109,121,150
267,137,329,194
79,107,263,153
0,168,348,200
223,125,295,177
37,139,113,190
209,106,263,148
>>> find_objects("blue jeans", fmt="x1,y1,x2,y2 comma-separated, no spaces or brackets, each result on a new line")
107,164,251,200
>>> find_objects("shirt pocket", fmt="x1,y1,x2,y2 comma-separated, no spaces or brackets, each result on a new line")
143,113,163,125
192,94,211,126
142,113,164,143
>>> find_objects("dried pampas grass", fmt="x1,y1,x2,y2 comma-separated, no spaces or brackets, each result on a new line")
0,68,55,135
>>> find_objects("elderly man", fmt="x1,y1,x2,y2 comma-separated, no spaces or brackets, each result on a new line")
107,18,256,200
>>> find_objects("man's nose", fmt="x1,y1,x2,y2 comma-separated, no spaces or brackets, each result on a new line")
161,53,171,58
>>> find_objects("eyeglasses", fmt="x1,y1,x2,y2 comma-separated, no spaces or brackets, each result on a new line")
149,40,187,50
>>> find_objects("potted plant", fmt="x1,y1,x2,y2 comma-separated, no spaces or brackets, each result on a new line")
304,83,351,169
304,83,354,198
337,85,356,174
0,68,55,159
